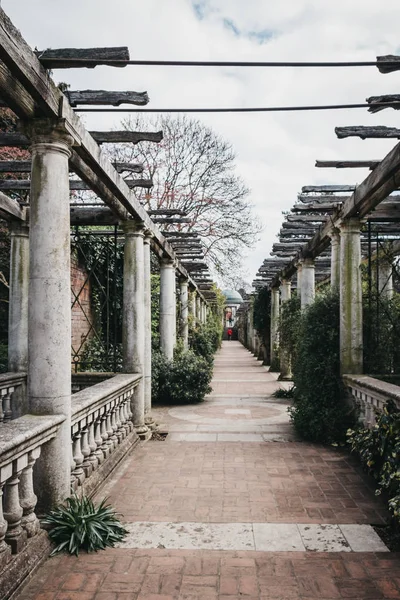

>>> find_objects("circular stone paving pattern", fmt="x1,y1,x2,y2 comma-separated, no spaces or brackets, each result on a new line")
168,401,289,425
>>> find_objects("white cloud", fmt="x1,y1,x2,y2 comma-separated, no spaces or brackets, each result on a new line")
4,0,400,286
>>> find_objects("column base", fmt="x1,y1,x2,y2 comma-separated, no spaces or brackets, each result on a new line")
145,415,158,430
135,424,152,440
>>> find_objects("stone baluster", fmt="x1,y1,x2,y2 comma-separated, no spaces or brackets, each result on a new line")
123,395,132,433
94,415,105,464
100,409,110,458
87,417,99,471
3,389,13,422
4,459,27,553
70,441,76,488
115,399,124,442
110,404,119,447
80,426,92,478
20,448,41,537
71,431,85,485
0,482,11,568
105,408,115,452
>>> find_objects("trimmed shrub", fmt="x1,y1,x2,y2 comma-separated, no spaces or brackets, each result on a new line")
289,291,356,443
347,400,400,526
152,348,212,405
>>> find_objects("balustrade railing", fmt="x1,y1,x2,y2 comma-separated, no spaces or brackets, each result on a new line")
70,374,141,489
0,373,26,422
343,374,400,428
0,414,64,565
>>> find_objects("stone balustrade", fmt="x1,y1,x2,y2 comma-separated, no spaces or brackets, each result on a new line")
0,413,64,568
71,374,141,490
71,372,114,394
343,374,400,428
0,373,27,422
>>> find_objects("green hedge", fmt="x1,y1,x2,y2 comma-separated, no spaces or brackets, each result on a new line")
348,400,400,526
289,291,356,443
151,348,212,405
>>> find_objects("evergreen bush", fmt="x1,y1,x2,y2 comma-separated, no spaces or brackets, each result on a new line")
347,400,400,526
289,291,356,443
151,348,212,405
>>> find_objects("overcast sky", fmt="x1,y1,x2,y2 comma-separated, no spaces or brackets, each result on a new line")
4,0,400,287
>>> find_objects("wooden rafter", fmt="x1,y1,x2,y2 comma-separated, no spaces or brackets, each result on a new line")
315,160,379,169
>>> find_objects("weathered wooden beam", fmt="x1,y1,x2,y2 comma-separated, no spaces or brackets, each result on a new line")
0,179,153,191
66,90,148,107
302,185,356,193
286,214,326,223
298,194,352,204
282,222,319,230
163,231,198,238
91,131,163,145
367,94,400,113
0,160,32,172
152,218,191,224
148,209,187,216
0,191,24,221
113,162,144,174
315,160,380,169
335,126,400,140
0,130,163,146
69,206,118,225
341,141,400,220
376,55,400,74
291,203,337,213
0,159,145,175
35,47,130,69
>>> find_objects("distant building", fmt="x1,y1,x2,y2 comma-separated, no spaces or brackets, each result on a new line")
222,289,243,330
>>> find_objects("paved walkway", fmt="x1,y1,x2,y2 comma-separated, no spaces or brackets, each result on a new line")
19,342,400,599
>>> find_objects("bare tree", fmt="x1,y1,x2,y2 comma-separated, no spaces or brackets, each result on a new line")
107,115,261,276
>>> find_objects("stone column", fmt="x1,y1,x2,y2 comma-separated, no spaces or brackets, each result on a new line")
143,231,154,427
179,279,189,349
122,221,148,438
300,258,315,308
279,279,292,379
196,294,201,323
160,258,176,359
189,289,196,317
329,229,341,291
8,221,29,373
339,218,363,374
296,262,302,296
270,287,280,367
25,119,74,510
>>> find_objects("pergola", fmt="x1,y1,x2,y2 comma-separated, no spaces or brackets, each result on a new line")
0,9,218,594
251,67,400,379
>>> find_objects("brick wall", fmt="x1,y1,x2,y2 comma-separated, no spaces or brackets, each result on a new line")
71,254,94,359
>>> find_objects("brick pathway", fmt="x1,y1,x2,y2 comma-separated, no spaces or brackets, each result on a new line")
19,342,400,599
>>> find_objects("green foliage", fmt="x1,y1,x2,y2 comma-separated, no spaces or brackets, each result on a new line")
252,287,270,334
363,292,400,375
347,400,400,525
152,348,212,405
0,342,7,373
289,291,355,443
78,336,123,373
42,495,127,556
279,295,301,367
272,387,295,399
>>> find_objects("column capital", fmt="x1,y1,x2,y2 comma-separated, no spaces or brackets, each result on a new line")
302,257,315,268
338,217,361,234
160,256,176,269
123,220,145,237
328,226,341,243
143,228,153,243
21,118,78,150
